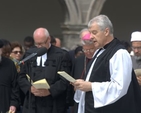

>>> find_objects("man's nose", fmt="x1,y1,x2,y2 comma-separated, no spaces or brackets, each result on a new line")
134,49,139,53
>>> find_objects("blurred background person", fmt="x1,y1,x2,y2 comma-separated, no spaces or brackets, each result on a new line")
130,31,141,69
55,37,61,47
10,41,25,113
130,31,141,87
10,41,24,73
50,35,56,46
71,28,97,113
74,46,83,58
0,39,11,58
121,40,131,53
23,36,34,52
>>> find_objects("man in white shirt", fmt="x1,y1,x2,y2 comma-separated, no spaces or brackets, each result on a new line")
72,15,141,113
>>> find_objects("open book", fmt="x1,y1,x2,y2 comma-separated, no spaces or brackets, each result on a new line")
26,74,50,89
57,71,76,82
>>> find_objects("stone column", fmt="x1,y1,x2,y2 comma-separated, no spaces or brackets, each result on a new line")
59,0,106,49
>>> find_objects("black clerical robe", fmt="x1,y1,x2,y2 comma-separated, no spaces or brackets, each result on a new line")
73,55,85,79
0,57,19,113
18,45,72,113
73,55,91,79
71,55,91,113
84,38,141,113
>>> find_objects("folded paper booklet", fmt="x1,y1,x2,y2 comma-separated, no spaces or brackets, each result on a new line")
26,74,50,89
57,71,76,82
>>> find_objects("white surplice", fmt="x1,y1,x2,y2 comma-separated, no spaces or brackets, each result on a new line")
74,49,132,113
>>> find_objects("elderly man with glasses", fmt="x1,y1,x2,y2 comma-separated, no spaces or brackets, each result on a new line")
71,28,97,113
131,31,141,69
131,31,141,86
18,27,72,113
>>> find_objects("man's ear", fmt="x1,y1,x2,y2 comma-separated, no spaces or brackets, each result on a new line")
104,28,110,36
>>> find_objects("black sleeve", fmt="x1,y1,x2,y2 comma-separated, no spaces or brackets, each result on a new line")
17,48,36,95
10,62,20,108
17,62,31,95
48,51,72,98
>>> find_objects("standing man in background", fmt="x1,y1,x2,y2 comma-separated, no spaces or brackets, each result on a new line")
73,28,97,79
130,31,141,86
23,36,34,52
55,37,61,48
130,31,141,69
71,28,97,113
18,27,72,113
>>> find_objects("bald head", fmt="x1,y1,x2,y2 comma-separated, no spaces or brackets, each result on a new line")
33,28,50,39
33,27,51,48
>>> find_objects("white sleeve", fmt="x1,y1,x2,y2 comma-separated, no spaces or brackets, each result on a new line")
91,49,132,108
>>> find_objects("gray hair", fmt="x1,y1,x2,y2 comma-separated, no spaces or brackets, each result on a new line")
79,28,89,38
88,15,114,34
81,40,93,45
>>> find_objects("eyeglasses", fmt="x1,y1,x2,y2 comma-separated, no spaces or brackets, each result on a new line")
132,47,141,50
12,51,23,54
82,48,95,53
34,39,48,47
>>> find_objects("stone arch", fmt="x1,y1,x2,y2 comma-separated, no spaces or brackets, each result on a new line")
86,0,106,23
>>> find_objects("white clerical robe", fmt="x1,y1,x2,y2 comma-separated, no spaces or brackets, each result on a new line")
74,49,132,113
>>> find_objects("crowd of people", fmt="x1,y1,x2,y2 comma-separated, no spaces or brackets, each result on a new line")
0,14,141,113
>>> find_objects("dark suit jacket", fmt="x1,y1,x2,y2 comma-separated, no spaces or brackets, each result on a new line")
18,45,72,113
